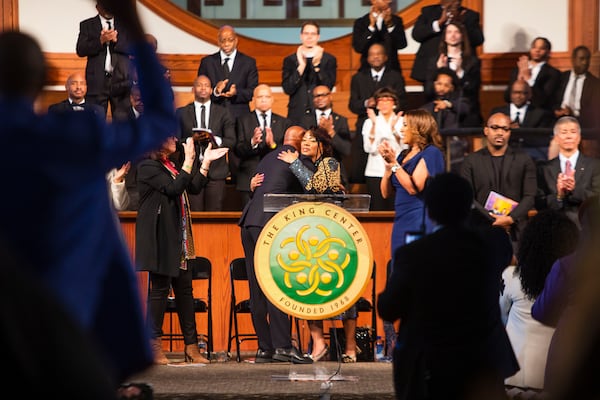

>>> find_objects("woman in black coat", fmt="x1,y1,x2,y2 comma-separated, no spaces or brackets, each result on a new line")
135,136,228,364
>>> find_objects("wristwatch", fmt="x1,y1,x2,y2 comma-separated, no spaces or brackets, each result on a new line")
391,164,400,173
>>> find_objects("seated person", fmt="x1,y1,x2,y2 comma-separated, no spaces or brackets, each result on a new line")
420,67,469,129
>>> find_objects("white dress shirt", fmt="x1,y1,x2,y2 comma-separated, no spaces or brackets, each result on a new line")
560,71,586,116
558,150,579,173
509,103,529,124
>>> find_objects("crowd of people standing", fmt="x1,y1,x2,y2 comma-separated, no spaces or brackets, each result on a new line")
5,0,600,398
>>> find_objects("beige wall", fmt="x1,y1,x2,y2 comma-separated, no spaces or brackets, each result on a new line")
19,0,572,55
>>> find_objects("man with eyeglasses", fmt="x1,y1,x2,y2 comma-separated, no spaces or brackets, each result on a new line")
490,79,554,161
461,113,537,249
235,84,292,207
300,85,352,188
197,25,258,120
282,21,337,125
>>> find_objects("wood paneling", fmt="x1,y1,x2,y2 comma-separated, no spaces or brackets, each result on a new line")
0,0,18,31
119,211,393,352
42,0,598,93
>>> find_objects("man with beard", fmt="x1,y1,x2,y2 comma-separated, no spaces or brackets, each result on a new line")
461,113,537,249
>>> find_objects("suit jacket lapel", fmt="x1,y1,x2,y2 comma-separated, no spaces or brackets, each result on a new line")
188,104,198,128
581,74,594,105
574,155,587,183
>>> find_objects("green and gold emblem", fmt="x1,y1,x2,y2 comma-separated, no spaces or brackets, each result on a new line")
255,202,373,319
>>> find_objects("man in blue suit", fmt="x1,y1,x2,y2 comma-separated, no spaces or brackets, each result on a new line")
0,0,176,386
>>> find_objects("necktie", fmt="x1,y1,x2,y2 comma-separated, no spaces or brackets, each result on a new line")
223,57,231,79
373,74,379,83
565,160,573,175
568,75,580,113
200,105,206,129
261,113,267,130
104,20,113,73
513,111,520,124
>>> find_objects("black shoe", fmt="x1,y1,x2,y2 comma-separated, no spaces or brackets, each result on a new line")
273,347,313,364
254,349,273,363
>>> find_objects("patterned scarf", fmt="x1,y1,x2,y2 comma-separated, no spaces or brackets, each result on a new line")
160,157,195,270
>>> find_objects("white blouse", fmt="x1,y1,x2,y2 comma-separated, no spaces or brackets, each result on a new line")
361,114,405,178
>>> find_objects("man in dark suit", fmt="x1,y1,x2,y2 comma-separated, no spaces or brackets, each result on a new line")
553,46,600,158
47,72,104,116
282,21,336,125
238,126,312,364
504,37,561,114
553,46,600,127
490,79,554,161
197,25,258,120
301,85,351,188
461,113,537,248
536,116,600,227
76,1,132,118
492,80,553,129
378,172,518,400
234,84,292,207
176,75,236,211
411,0,484,83
352,0,407,73
349,42,407,183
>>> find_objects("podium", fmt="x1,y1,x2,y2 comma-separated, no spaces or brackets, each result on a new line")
263,193,371,213
255,194,374,381
255,193,373,320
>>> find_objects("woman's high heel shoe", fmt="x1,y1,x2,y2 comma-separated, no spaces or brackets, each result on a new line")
309,344,329,362
184,343,210,364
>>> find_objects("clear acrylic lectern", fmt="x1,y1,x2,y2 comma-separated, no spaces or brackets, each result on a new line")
263,193,371,213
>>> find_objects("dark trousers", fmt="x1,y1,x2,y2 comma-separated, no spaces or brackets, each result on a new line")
88,75,131,119
188,179,226,211
241,226,293,351
147,267,198,345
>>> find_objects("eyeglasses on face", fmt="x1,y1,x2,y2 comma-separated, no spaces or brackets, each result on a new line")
487,125,510,131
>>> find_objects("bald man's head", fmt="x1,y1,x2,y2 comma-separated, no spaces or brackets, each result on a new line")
66,72,87,103
283,126,305,151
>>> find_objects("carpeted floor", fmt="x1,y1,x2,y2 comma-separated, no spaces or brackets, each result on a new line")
126,353,395,399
